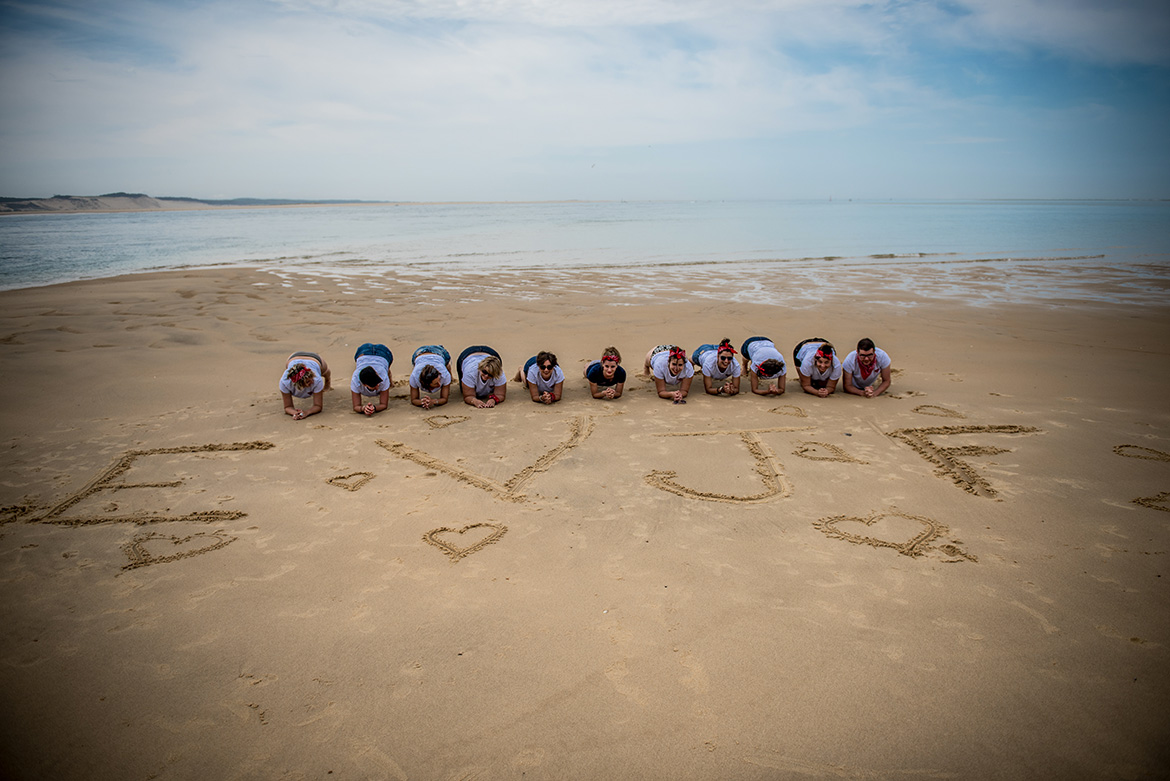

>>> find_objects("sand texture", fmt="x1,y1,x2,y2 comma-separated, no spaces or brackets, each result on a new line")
1,264,1168,779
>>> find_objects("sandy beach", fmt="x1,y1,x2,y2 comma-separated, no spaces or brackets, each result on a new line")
1,262,1168,779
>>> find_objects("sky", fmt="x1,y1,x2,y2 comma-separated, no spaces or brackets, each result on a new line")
0,0,1167,201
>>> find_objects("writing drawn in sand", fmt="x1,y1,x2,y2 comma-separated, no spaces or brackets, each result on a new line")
1132,491,1170,513
23,441,274,526
793,441,867,464
377,415,594,503
425,414,470,429
644,427,807,503
912,404,965,419
327,472,374,491
768,405,807,418
1113,445,1170,463
423,522,507,562
888,425,1040,498
122,530,238,571
813,509,976,562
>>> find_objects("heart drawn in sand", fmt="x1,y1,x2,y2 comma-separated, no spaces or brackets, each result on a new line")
425,414,470,429
326,472,374,491
813,510,946,558
122,530,238,571
422,523,508,563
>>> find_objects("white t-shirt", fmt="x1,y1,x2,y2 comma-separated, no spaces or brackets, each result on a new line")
350,355,391,396
278,358,324,398
461,354,507,397
842,347,892,388
746,339,787,376
409,353,452,390
526,363,566,393
650,351,695,386
796,342,843,382
699,349,742,380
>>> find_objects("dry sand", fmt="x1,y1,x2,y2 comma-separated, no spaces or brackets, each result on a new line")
1,262,1168,779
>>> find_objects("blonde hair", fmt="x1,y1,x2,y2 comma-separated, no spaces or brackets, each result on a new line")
479,355,502,378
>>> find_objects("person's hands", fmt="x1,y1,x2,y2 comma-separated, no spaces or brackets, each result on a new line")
420,396,433,409
363,403,376,415
291,409,305,420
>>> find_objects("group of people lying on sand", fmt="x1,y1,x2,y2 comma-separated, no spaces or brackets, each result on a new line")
278,337,892,420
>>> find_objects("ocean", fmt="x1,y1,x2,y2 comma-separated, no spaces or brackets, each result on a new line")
1,199,1167,303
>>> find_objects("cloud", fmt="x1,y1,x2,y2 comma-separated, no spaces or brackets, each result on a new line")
0,0,1166,198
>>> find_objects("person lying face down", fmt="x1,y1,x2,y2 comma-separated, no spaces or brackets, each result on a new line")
740,336,787,397
279,351,332,420
409,345,452,410
516,351,565,404
691,338,741,396
793,338,842,399
644,344,694,403
458,345,507,408
584,347,625,400
842,338,892,398
350,343,393,416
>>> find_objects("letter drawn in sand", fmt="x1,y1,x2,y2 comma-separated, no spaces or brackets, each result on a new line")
887,425,1040,498
813,509,976,562
327,472,374,491
644,427,806,503
26,441,274,526
423,523,507,563
1132,491,1170,513
122,530,238,571
377,415,594,503
1113,445,1170,463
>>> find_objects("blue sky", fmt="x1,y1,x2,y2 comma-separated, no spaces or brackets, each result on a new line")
0,0,1167,200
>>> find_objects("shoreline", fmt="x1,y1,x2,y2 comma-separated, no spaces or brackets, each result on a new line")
1,266,1168,778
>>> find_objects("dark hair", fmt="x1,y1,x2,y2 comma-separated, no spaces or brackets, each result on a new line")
359,366,381,387
857,338,876,352
759,358,784,377
419,365,440,388
536,351,557,368
717,338,735,355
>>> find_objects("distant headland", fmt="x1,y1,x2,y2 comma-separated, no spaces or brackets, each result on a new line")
0,192,385,215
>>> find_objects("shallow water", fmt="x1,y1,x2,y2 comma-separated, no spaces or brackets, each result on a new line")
1,199,1167,303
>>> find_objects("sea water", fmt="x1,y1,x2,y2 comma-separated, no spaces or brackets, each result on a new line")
1,200,1167,301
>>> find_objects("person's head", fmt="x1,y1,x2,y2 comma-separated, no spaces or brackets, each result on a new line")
600,347,621,379
286,362,315,390
814,343,835,374
716,338,736,370
419,365,440,391
359,366,381,391
759,359,783,378
478,355,502,383
856,338,876,367
668,346,687,374
536,351,557,377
